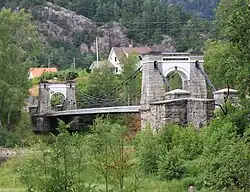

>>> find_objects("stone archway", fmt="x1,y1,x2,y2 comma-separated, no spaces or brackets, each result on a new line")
38,81,77,114
165,67,189,90
51,92,65,107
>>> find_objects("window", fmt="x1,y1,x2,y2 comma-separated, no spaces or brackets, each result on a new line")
115,67,119,73
115,57,117,62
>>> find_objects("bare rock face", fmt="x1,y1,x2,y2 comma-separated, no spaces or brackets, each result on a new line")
97,22,130,52
31,2,129,54
31,2,95,41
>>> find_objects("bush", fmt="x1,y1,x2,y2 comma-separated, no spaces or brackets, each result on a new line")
87,117,142,191
19,120,95,192
197,117,250,191
135,125,159,175
0,130,22,147
158,147,185,180
40,70,79,82
136,124,202,180
0,111,36,147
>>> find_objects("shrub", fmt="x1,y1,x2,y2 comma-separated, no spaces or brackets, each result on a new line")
158,147,185,180
198,116,250,191
0,130,22,147
0,111,36,147
19,120,96,192
198,140,250,191
87,117,143,191
136,124,202,181
135,125,159,175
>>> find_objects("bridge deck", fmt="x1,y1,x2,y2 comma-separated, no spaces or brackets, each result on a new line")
46,105,141,117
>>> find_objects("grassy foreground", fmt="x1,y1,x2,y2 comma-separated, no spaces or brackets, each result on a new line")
0,150,191,192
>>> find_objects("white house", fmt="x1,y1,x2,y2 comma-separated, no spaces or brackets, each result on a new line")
90,46,151,74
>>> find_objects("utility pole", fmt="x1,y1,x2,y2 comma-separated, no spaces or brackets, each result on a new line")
48,57,51,68
96,37,99,65
73,57,76,70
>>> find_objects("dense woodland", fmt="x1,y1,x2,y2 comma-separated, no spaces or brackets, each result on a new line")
163,0,220,19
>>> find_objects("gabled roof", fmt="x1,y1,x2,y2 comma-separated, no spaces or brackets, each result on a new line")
112,47,151,60
122,47,151,55
29,68,57,78
89,60,114,70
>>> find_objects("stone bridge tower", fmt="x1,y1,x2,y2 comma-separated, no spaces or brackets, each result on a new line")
140,52,214,131
35,81,77,132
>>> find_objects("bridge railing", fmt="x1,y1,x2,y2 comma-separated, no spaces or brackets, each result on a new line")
75,94,141,110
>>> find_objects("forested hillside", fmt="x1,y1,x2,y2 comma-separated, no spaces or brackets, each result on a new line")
163,0,220,19
0,0,215,69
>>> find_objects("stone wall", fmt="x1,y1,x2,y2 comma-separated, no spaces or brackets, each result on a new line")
189,61,207,99
140,54,166,129
187,98,215,128
38,81,51,114
144,98,215,130
213,88,238,108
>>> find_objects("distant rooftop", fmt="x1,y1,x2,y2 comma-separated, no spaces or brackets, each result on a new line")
112,47,151,59
29,68,57,78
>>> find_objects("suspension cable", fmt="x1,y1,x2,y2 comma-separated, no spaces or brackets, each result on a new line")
195,60,216,92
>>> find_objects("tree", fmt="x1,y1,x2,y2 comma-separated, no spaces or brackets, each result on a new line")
0,8,40,129
87,118,142,192
77,67,121,108
19,120,96,192
205,0,250,96
198,115,250,191
121,53,141,105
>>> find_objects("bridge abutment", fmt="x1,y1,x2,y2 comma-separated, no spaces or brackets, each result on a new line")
140,52,212,131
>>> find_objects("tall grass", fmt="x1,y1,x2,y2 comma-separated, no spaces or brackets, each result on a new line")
0,156,25,191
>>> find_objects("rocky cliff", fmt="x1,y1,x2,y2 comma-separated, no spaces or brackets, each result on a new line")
30,2,175,54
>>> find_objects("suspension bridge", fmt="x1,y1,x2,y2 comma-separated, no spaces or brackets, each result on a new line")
30,52,238,132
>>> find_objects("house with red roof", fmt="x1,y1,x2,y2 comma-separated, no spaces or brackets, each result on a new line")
29,68,58,79
90,46,151,74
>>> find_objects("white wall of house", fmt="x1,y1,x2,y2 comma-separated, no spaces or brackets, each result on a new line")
108,48,123,74
29,72,33,79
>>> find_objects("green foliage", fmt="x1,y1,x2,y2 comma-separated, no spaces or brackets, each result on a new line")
51,93,65,107
87,117,142,191
37,40,96,70
205,0,250,96
40,70,79,81
167,72,183,89
136,124,202,180
0,8,40,129
204,40,238,89
158,147,185,180
121,53,141,105
0,112,35,147
135,126,159,175
19,120,96,192
0,130,23,147
136,100,250,191
76,68,121,108
198,115,250,191
163,0,219,20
